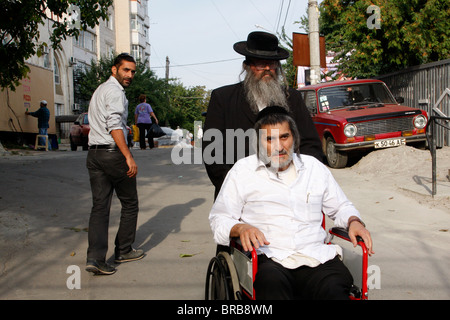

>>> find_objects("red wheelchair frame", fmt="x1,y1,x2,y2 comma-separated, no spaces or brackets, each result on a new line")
205,218,369,300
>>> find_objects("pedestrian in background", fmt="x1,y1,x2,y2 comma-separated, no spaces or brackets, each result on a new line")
85,53,144,275
25,100,51,150
135,94,158,149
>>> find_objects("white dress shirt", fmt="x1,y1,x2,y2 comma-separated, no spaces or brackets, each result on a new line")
88,76,129,146
209,153,360,266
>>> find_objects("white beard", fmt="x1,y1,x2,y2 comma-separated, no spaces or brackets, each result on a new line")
244,69,288,114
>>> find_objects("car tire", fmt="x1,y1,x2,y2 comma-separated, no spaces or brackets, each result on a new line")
325,136,348,169
70,135,77,151
81,135,88,151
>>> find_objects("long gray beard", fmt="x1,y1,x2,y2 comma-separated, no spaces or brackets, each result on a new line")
244,70,289,114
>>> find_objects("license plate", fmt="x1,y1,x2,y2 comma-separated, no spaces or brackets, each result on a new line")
374,138,406,149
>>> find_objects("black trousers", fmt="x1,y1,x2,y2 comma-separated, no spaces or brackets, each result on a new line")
86,149,139,261
137,123,152,149
253,255,353,300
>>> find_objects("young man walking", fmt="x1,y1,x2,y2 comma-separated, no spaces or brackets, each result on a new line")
85,53,144,275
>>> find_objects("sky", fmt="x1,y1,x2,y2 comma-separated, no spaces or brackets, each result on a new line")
148,0,313,91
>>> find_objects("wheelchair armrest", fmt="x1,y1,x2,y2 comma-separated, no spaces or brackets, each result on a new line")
329,227,363,244
230,238,258,267
229,237,258,299
230,238,253,258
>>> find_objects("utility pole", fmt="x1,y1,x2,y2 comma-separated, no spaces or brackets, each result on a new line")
308,0,321,84
165,56,170,80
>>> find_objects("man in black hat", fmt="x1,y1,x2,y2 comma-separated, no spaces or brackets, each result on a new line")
203,31,324,198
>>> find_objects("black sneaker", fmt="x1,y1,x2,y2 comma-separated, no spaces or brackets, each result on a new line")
115,248,145,263
86,259,116,275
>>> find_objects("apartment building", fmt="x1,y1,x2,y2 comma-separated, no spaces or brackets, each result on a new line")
115,0,151,63
0,1,151,141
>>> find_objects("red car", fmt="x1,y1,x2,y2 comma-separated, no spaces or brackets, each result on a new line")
298,79,428,168
69,112,133,151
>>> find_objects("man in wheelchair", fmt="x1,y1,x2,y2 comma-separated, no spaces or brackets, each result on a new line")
209,106,374,300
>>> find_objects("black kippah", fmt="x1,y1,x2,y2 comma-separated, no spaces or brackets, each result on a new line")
256,106,289,122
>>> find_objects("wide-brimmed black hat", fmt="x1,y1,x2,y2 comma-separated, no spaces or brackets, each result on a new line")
233,31,289,60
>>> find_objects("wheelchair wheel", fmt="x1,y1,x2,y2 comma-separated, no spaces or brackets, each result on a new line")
205,252,241,300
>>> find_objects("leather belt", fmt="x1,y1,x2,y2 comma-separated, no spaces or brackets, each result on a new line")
88,144,118,151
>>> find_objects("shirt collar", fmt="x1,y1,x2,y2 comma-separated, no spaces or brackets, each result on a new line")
108,76,125,91
255,153,305,174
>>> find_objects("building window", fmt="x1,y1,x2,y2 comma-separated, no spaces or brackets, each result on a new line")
131,14,145,33
105,43,115,57
75,30,97,53
55,103,64,116
84,32,96,52
105,13,114,30
131,45,141,60
130,14,139,31
54,58,60,85
43,51,50,69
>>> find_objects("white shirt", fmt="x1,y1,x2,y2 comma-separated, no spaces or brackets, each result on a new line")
209,153,360,266
88,76,129,146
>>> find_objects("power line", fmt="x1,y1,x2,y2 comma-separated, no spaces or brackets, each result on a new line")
282,0,292,31
275,0,285,33
151,57,242,69
210,0,239,40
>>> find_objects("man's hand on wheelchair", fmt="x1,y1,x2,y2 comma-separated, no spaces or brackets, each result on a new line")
348,216,374,256
230,223,270,252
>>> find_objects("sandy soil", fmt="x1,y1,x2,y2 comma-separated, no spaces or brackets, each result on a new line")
345,145,450,212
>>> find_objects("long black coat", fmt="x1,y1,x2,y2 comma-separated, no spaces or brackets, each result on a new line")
203,82,324,198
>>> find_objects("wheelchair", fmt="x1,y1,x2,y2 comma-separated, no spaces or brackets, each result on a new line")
205,218,369,300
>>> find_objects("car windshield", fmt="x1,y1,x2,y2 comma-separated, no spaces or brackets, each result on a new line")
317,83,396,112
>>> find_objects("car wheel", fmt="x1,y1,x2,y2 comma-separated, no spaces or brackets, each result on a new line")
325,136,348,168
70,135,77,151
81,135,88,151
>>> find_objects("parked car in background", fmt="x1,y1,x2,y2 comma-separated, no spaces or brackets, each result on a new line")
69,113,90,150
69,112,134,151
298,79,428,168
154,126,182,146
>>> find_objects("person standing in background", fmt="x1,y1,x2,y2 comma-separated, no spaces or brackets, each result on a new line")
135,94,158,150
25,100,51,150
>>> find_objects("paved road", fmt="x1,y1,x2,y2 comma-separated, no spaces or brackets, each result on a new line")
0,145,449,300
0,146,215,300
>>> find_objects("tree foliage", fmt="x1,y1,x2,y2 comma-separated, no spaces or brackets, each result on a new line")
75,56,209,131
0,0,113,91
319,0,450,79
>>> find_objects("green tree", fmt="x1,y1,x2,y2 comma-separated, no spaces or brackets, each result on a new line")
279,27,297,88
75,55,210,130
167,83,210,132
0,0,112,91
319,0,450,79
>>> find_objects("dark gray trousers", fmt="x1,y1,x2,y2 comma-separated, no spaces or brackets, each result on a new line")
86,149,139,261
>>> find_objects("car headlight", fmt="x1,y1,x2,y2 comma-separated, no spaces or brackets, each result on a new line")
344,123,357,137
413,114,427,129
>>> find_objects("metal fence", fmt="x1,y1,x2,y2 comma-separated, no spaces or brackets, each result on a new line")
376,58,450,147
